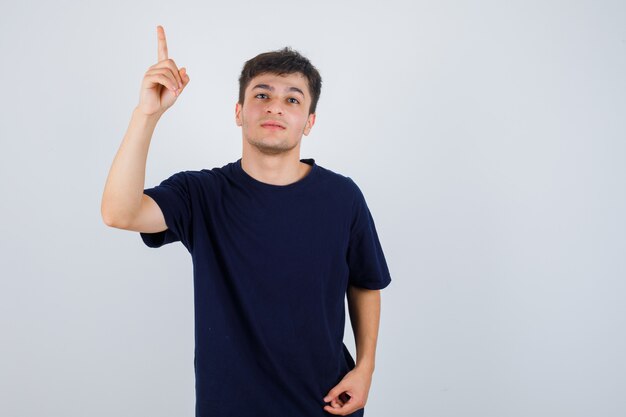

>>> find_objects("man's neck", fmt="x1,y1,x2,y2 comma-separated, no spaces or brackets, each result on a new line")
240,152,311,186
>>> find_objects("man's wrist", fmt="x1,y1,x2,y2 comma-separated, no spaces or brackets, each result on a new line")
354,361,375,374
133,106,163,123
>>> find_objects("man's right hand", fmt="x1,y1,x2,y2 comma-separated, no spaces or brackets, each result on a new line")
137,25,190,116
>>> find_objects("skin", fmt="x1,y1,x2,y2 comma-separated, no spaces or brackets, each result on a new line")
319,285,380,415
235,72,317,186
140,25,189,116
100,25,189,228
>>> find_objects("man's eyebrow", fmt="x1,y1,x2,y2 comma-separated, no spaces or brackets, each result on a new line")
251,84,305,98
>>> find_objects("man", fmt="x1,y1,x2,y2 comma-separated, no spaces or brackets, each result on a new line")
101,25,392,417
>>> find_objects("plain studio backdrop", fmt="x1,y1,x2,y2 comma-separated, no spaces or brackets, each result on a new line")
1,1,624,416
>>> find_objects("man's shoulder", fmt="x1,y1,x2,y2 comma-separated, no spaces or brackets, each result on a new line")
173,160,237,182
315,163,361,195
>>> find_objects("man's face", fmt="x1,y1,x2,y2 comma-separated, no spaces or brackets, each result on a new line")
235,72,316,156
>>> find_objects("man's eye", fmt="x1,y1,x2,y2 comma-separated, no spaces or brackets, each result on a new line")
255,93,298,104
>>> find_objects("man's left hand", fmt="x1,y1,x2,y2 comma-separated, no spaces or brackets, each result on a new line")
322,365,373,415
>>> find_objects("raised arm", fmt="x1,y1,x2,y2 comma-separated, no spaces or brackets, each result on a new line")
101,25,190,231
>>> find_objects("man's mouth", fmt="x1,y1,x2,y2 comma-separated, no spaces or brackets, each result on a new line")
261,121,286,129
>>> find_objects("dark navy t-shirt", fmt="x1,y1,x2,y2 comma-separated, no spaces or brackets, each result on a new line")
140,158,392,417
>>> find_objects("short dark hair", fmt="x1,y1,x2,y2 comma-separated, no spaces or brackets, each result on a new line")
237,46,322,115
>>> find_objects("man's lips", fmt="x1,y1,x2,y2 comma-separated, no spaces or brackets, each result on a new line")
261,121,286,129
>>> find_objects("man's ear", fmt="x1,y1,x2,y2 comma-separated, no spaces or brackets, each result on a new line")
303,113,316,136
235,102,242,127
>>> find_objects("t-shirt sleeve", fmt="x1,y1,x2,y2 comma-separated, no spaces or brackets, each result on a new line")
139,171,193,251
346,178,392,290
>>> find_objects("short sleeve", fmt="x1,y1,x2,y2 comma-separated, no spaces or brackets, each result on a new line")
140,171,193,251
346,178,392,290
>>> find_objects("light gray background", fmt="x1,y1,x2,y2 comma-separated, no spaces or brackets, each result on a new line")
1,1,625,416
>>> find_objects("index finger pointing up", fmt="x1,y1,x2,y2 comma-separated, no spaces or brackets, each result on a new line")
157,25,168,62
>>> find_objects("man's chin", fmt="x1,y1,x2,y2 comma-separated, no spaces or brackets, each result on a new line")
247,139,298,156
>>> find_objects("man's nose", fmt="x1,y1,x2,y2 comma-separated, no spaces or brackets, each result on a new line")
265,101,284,114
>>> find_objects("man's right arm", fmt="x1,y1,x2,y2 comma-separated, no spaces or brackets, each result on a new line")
101,25,189,233
100,107,167,233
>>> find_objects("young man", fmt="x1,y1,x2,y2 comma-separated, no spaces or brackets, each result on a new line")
101,25,392,417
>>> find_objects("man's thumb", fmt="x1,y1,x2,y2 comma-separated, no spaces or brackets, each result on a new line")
323,384,345,402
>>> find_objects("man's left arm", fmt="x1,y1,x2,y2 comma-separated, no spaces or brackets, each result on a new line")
347,285,381,374
323,285,382,414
